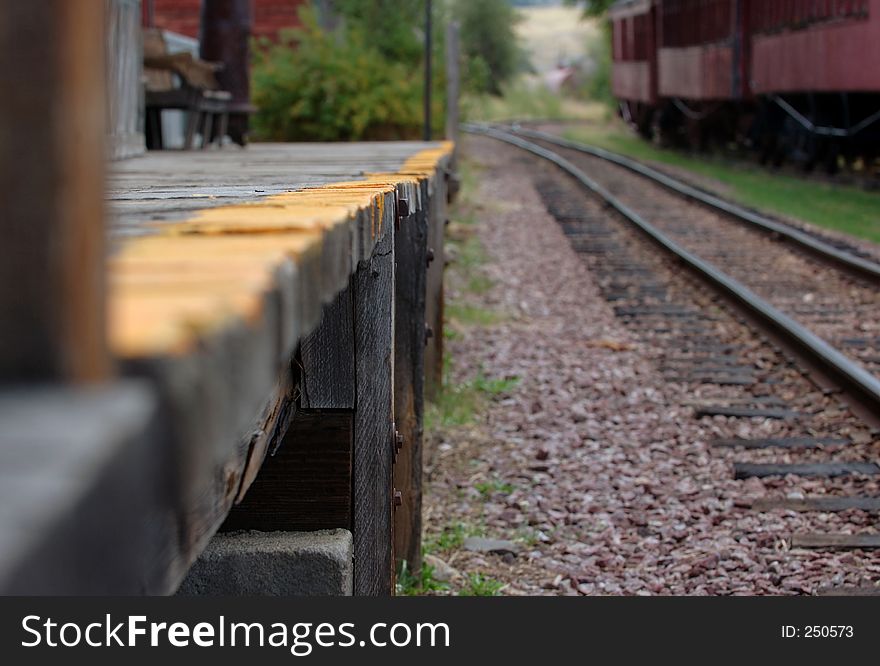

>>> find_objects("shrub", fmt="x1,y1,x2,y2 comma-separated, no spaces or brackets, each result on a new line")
251,11,424,141
455,0,522,95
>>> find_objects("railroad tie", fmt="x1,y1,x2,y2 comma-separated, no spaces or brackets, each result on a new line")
791,534,880,550
696,406,799,419
710,436,849,449
751,497,880,512
818,586,880,596
734,462,880,479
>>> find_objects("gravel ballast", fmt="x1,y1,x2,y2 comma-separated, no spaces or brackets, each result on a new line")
421,136,880,596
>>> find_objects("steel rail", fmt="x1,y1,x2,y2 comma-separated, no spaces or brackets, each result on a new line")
498,123,880,284
464,123,880,418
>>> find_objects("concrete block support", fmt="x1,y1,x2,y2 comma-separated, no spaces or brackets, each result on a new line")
177,529,353,596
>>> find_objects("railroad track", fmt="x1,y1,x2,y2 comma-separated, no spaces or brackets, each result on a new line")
465,124,880,594
503,124,880,279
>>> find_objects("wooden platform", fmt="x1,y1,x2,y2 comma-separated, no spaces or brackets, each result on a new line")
0,142,453,595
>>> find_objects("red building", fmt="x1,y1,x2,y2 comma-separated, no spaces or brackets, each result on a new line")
144,0,308,41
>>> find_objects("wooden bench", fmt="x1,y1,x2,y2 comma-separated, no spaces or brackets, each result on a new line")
143,28,233,150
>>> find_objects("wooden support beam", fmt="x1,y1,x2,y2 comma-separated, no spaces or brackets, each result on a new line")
300,287,355,410
199,0,252,145
0,0,109,382
298,261,397,595
352,227,396,595
394,184,429,573
424,171,447,399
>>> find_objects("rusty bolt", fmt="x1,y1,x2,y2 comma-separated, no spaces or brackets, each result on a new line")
426,247,435,267
424,324,434,345
393,489,403,507
395,431,404,453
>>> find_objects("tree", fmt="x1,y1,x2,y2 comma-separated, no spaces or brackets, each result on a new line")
563,0,615,17
454,0,522,96
331,0,426,63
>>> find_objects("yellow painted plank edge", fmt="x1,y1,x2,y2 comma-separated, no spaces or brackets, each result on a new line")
109,142,453,359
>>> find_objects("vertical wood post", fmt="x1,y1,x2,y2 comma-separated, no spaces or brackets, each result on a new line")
352,228,396,595
0,0,109,382
393,187,428,574
200,0,252,145
294,243,397,595
424,176,447,400
445,20,460,145
424,0,433,141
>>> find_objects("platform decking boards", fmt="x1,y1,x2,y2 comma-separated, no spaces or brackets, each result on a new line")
0,141,452,595
107,142,449,235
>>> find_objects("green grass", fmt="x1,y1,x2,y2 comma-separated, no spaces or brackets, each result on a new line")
563,124,880,244
466,274,494,295
457,160,481,202
426,521,486,552
453,232,487,269
474,477,515,499
446,303,503,327
472,373,520,395
460,573,505,597
462,78,605,124
424,369,520,431
395,561,450,596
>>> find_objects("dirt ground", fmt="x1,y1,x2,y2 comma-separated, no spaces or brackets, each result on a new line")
417,135,880,596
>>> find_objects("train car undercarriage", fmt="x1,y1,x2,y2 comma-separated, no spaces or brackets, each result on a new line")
622,93,880,175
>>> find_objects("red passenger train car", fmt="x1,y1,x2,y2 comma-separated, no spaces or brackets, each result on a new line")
610,0,880,171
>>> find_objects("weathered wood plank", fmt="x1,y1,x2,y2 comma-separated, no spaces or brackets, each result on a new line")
734,462,880,479
0,0,109,381
300,287,356,410
120,296,282,591
222,410,353,532
792,534,880,549
0,384,163,594
352,223,396,595
394,184,429,573
234,358,300,502
424,170,447,399
752,497,880,512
